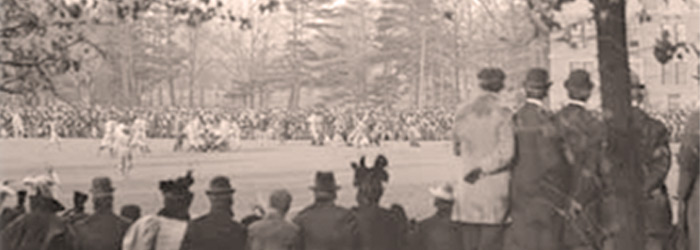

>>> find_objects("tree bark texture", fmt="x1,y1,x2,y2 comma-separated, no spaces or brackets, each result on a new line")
594,1,645,250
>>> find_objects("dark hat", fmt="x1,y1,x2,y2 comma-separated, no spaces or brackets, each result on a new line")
564,70,593,91
159,170,195,196
90,177,115,198
120,204,141,221
477,68,506,82
73,191,88,207
205,176,235,195
524,68,552,90
310,171,340,192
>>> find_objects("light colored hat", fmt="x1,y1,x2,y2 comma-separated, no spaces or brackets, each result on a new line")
429,183,454,201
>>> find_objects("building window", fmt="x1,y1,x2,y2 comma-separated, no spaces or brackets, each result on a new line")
668,93,681,110
630,40,640,48
675,24,686,42
570,61,595,73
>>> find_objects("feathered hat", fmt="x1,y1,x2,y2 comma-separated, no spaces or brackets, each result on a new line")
159,170,195,197
351,155,389,187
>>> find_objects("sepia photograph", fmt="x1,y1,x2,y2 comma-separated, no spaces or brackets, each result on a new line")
0,0,698,249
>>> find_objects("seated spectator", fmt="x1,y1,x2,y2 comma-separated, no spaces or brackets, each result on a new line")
74,177,131,250
1,181,73,250
62,191,89,224
180,175,247,250
120,204,141,223
248,189,300,250
409,184,463,250
293,171,359,250
350,155,408,250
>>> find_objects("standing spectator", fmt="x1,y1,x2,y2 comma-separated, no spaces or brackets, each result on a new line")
630,79,673,250
553,70,607,250
504,68,570,250
180,176,247,250
122,171,195,250
452,68,514,250
677,109,699,250
248,189,300,250
1,181,73,250
293,172,359,250
409,184,463,250
73,177,131,250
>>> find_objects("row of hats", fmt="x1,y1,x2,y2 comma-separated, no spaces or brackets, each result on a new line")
481,67,645,92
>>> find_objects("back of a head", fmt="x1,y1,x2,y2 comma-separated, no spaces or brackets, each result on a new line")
269,189,293,213
478,68,506,93
121,204,141,222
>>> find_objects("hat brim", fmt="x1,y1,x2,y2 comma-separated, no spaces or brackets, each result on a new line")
429,188,454,201
309,186,341,191
206,189,235,195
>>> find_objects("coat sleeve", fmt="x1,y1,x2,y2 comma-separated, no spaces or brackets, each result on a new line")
642,122,672,194
678,111,699,201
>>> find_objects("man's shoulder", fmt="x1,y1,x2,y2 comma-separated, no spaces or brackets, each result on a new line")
250,218,299,233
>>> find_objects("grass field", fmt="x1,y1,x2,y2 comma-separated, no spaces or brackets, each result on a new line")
0,139,682,222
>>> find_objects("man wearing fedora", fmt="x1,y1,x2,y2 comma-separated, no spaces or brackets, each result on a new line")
503,68,571,250
409,184,463,250
73,177,131,250
293,171,359,250
180,176,247,250
123,171,195,250
553,70,607,250
452,67,514,250
248,189,301,250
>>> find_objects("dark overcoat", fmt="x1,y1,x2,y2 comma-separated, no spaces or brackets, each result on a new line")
292,201,359,250
351,205,406,250
503,102,570,250
73,210,131,250
409,214,462,250
677,110,699,250
179,210,247,250
631,107,673,237
554,104,608,247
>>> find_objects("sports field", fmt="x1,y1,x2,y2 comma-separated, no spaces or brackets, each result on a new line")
0,139,681,222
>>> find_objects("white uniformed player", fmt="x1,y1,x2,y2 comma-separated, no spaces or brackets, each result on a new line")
130,115,150,154
99,116,117,156
45,117,62,151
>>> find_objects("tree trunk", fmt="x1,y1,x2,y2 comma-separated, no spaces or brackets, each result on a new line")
417,28,426,109
594,1,644,250
158,85,163,106
121,22,132,106
199,85,204,107
189,27,199,107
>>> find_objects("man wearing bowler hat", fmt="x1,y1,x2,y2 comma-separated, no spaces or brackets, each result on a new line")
293,171,359,250
553,70,607,250
180,175,247,250
503,68,571,250
74,177,131,250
